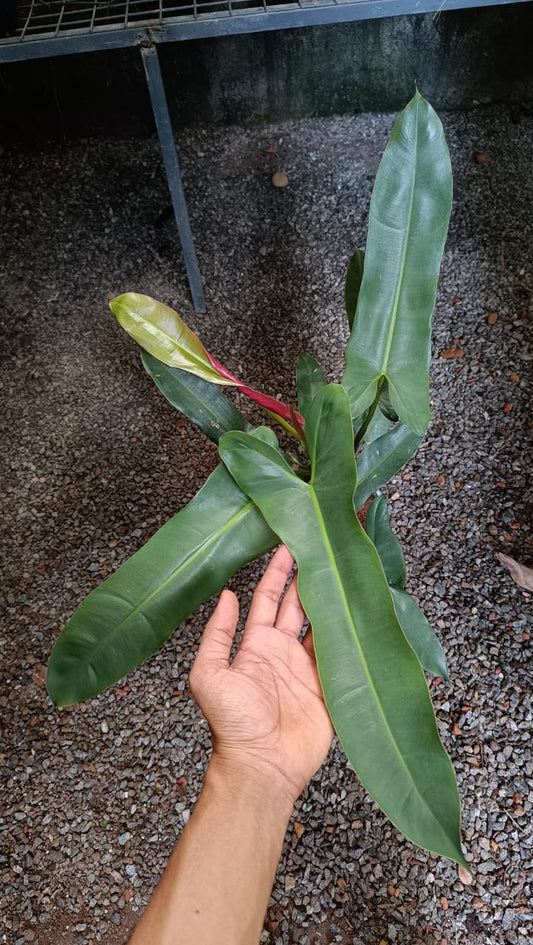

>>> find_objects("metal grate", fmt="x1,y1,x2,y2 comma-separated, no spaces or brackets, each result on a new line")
9,0,321,41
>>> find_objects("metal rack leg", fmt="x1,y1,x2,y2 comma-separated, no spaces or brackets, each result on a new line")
141,43,206,314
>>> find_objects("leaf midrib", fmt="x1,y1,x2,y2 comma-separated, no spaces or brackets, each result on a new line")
133,311,224,382
378,98,420,379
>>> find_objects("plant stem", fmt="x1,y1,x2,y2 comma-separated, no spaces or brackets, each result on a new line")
353,376,385,454
207,353,304,431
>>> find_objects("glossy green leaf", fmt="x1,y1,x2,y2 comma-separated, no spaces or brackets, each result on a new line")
111,293,234,385
390,588,450,681
142,350,252,444
365,494,406,590
47,431,278,707
296,354,327,420
220,385,465,865
354,424,422,510
345,248,365,331
342,92,452,435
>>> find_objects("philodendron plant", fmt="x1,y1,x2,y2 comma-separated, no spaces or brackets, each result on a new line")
47,92,467,868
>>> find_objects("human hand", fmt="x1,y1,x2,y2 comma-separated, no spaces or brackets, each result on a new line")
189,546,334,806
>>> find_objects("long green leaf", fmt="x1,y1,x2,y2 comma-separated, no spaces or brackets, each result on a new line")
366,496,449,679
354,424,422,509
296,354,326,420
47,432,278,707
142,350,252,444
344,248,365,331
219,385,465,865
342,92,452,435
111,293,233,385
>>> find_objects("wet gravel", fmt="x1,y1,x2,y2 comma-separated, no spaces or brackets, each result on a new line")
0,104,532,945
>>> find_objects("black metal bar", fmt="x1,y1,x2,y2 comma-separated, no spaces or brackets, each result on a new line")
141,43,206,313
1,0,530,63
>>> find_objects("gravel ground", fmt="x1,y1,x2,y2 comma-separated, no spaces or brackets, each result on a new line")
0,103,532,945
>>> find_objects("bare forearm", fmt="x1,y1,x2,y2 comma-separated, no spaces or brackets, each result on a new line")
129,757,294,945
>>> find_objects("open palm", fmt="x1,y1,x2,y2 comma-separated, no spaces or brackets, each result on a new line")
189,546,334,804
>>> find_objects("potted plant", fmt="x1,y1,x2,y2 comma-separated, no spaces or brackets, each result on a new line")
47,91,467,869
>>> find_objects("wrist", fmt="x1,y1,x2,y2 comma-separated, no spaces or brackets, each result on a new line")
205,754,296,824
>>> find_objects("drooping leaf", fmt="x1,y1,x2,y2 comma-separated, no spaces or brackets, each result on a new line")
345,248,365,331
142,350,252,444
296,354,327,419
390,588,450,681
354,424,422,509
111,293,233,385
365,494,406,590
365,495,449,679
220,384,465,865
46,430,279,707
342,92,452,435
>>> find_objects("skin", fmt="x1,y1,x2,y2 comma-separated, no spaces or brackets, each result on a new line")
128,545,334,945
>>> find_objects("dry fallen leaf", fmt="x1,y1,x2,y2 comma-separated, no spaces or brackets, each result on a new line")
497,553,533,591
32,665,47,688
440,347,464,359
458,864,474,885
487,312,498,325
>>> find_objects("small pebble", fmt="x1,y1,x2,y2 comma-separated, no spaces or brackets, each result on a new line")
272,171,289,188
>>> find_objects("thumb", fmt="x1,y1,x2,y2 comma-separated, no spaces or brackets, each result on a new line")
190,589,239,685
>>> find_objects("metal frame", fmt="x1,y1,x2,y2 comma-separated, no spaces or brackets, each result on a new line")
1,0,529,311
141,42,205,312
1,0,530,61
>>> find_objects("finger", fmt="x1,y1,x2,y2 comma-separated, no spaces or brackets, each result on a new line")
191,590,239,680
274,575,306,638
246,545,295,628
